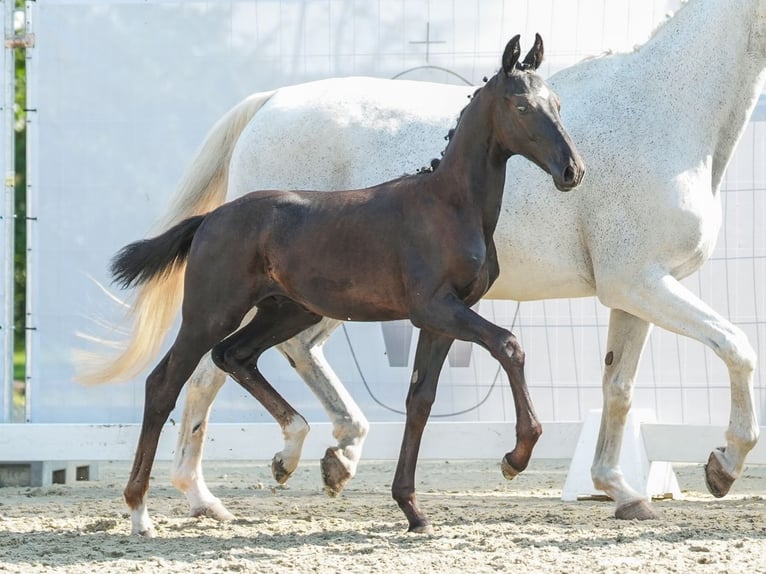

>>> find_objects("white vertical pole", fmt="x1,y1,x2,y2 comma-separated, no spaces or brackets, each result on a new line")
23,0,33,423
1,0,15,423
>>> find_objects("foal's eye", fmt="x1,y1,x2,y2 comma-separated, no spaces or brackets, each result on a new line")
516,105,528,114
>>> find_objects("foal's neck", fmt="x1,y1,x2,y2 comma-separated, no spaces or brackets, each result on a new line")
436,84,508,232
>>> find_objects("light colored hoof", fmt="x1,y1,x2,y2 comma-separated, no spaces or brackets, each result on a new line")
133,526,158,538
190,501,235,522
408,523,434,535
501,456,520,481
321,447,353,497
704,447,735,498
271,456,294,485
615,499,658,521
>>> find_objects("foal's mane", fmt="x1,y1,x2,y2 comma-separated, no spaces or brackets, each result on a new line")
416,80,487,174
417,60,535,174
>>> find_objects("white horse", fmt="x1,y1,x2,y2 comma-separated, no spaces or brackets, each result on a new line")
84,0,764,523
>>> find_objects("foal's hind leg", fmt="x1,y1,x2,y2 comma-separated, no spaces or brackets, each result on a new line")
124,324,237,537
277,318,369,496
212,298,323,484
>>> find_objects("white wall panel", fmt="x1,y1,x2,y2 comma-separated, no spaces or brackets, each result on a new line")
28,0,765,430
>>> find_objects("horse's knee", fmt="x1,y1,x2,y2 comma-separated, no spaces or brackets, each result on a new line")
601,355,634,414
506,336,525,366
406,379,437,419
716,326,757,377
491,330,525,367
406,393,434,420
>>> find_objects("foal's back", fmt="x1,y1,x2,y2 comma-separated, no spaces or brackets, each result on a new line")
192,173,476,322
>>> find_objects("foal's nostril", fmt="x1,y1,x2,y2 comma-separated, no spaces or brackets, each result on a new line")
563,165,576,184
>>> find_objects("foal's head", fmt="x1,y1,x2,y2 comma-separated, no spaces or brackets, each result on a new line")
489,34,585,191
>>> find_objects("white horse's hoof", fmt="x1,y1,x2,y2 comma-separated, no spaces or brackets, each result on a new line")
271,456,294,485
132,526,158,538
190,501,235,522
321,447,354,496
615,499,658,521
704,447,736,498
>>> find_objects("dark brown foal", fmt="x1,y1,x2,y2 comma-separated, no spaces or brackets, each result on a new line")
112,33,584,536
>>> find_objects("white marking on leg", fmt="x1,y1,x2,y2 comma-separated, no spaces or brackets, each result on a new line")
277,318,369,482
171,353,233,519
131,502,156,537
274,416,310,475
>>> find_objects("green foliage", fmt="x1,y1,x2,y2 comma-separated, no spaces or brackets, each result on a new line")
11,1,26,357
14,34,25,353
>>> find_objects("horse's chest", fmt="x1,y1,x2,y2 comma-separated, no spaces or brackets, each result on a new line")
450,241,493,301
654,187,722,277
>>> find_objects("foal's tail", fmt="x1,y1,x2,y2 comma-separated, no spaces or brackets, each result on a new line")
76,89,275,385
76,215,205,386
110,215,205,291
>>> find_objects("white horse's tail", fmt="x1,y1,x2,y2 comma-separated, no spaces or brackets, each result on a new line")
76,89,276,385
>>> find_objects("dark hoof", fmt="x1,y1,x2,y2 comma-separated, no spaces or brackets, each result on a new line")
615,499,658,521
271,457,293,485
704,448,735,498
321,448,353,497
501,455,521,481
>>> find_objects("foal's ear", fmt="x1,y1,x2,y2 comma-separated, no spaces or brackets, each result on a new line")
502,34,522,76
522,33,544,70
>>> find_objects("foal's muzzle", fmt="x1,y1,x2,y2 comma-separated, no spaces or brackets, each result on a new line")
554,157,585,192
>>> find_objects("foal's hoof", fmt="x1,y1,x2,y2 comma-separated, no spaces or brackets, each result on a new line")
271,457,294,485
408,522,435,535
704,448,735,498
501,455,522,481
190,501,235,522
615,499,658,521
321,448,353,497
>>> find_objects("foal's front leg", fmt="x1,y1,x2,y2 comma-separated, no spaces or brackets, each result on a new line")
393,295,541,532
392,331,453,533
413,295,541,474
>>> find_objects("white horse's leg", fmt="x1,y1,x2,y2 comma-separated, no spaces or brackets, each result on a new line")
170,353,236,521
276,317,369,496
600,274,759,513
591,309,656,519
